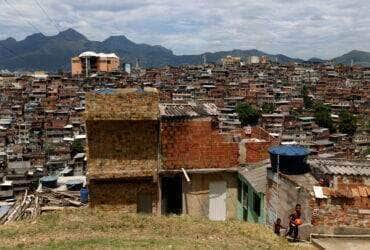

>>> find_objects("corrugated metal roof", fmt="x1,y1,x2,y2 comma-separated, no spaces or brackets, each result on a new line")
239,165,267,194
159,103,219,118
309,159,370,176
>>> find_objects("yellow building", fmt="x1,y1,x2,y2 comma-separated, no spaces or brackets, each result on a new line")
222,55,241,66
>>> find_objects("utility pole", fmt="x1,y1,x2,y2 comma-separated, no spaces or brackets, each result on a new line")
85,57,88,78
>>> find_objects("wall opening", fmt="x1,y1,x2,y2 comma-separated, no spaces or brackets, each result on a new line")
161,175,182,215
137,193,153,214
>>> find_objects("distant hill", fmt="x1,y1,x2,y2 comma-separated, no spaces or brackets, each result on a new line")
332,50,370,67
306,57,326,64
1,29,370,71
0,29,304,71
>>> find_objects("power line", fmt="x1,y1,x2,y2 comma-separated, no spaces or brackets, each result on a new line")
33,0,61,33
3,0,44,35
33,0,80,42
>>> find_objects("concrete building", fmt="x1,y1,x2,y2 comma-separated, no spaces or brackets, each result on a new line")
248,56,260,64
71,51,120,77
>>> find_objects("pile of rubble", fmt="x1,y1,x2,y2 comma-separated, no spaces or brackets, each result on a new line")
0,189,86,224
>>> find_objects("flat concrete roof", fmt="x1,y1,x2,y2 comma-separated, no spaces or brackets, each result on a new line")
312,237,370,250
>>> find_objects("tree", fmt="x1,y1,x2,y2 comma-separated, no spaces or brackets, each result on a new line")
236,102,261,126
261,103,275,114
302,85,313,109
314,102,335,132
71,140,84,157
338,110,357,135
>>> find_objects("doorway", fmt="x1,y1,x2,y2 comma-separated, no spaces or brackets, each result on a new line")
162,175,182,215
209,181,227,221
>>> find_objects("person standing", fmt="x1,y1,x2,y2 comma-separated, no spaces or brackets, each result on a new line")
285,204,302,241
274,218,286,236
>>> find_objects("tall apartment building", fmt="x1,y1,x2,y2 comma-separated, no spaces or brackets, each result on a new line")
71,51,120,76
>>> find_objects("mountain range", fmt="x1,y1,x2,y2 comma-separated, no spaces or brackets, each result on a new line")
1,28,370,71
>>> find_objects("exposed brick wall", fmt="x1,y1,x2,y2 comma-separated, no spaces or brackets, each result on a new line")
310,176,370,231
237,127,278,164
311,197,370,230
85,88,159,121
161,118,239,169
89,178,158,213
87,120,158,179
243,142,275,163
85,88,160,180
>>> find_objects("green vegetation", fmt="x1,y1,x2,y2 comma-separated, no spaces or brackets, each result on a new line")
71,140,84,157
261,103,275,114
338,110,357,135
302,85,313,109
0,209,301,249
236,102,261,126
314,102,335,132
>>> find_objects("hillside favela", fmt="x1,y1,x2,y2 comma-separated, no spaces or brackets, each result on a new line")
0,1,369,249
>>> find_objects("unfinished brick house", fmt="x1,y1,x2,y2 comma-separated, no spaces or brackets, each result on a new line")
85,96,277,220
85,88,160,213
309,159,370,233
159,103,239,220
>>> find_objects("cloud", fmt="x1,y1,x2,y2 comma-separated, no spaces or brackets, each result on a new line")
0,0,369,59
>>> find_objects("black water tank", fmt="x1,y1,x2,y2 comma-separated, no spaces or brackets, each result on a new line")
268,145,310,175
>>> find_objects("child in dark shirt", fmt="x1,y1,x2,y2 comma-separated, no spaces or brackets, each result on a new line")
285,204,302,241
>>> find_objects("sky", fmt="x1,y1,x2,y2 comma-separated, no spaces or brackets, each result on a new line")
0,0,369,59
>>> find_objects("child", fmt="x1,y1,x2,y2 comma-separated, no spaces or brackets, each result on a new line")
285,204,302,241
274,218,286,236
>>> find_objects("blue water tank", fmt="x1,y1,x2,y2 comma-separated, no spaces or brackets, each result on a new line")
80,187,89,203
66,180,83,191
268,145,310,175
40,176,58,188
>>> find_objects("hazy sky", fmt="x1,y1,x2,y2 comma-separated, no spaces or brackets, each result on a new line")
0,0,369,59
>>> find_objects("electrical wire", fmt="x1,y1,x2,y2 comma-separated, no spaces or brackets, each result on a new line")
33,0,61,33
3,0,44,35
33,0,81,42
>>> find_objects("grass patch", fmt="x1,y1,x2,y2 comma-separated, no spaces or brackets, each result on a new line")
0,209,310,249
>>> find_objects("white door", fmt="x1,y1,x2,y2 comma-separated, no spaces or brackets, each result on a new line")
209,181,227,221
